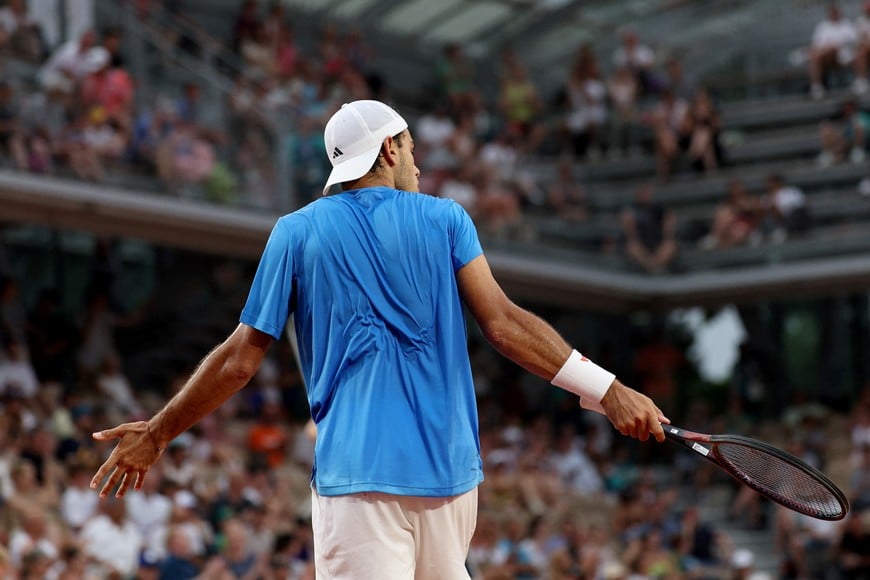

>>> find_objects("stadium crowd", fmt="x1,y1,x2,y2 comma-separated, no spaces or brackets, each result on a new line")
1,0,870,578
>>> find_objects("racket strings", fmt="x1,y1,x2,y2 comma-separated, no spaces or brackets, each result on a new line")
713,442,845,520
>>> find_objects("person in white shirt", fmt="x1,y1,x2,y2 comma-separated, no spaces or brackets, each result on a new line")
59,463,98,531
38,29,109,94
808,3,858,99
8,507,59,568
0,336,39,400
126,472,173,561
80,496,144,577
852,1,870,93
763,173,811,241
613,29,657,94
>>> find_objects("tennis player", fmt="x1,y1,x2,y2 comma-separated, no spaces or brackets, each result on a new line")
91,100,668,579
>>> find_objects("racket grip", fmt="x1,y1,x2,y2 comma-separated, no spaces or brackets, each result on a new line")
579,397,606,415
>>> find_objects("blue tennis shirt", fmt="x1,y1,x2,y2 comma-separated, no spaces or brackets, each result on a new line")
240,187,484,497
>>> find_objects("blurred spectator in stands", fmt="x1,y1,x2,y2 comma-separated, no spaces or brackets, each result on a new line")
128,469,174,560
59,461,99,531
81,497,143,576
648,89,690,182
129,97,177,172
851,443,870,510
218,518,259,577
274,22,298,82
613,29,658,95
776,505,841,579
474,164,521,238
415,100,456,169
0,0,44,62
853,1,870,94
807,3,857,100
262,1,285,46
497,54,545,154
156,122,217,193
38,29,109,95
97,353,144,421
549,423,603,495
632,327,685,418
0,81,28,171
232,0,260,53
248,398,288,469
0,335,39,400
438,162,477,214
607,63,639,157
76,287,120,379
704,178,762,249
242,23,275,76
0,275,27,342
547,159,588,222
818,97,870,166
686,87,724,175
620,184,678,273
836,508,870,578
319,24,347,82
437,43,476,116
8,506,59,568
160,524,203,578
101,25,124,67
61,110,105,181
563,44,608,160
762,173,811,241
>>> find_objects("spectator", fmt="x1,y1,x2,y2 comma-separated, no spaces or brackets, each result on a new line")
836,508,870,579
231,0,260,53
127,470,174,561
620,184,678,274
607,63,639,157
762,173,812,241
704,178,763,249
0,81,28,171
685,87,724,174
547,159,588,222
808,3,857,100
818,97,870,166
160,524,203,579
38,30,109,95
632,327,685,418
0,0,44,62
247,398,289,469
96,353,144,421
564,44,609,160
497,56,545,153
853,1,870,94
59,461,99,531
8,507,59,569
0,335,39,399
613,29,658,95
648,89,691,182
437,43,476,116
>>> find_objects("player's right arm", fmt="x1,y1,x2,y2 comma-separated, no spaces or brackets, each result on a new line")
456,254,666,442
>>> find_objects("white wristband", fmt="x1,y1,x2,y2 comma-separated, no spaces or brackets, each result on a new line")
550,350,615,404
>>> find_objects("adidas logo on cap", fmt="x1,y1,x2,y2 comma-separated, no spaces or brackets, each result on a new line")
332,147,343,159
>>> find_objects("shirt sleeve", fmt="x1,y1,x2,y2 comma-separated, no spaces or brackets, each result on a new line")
447,200,483,271
240,218,297,340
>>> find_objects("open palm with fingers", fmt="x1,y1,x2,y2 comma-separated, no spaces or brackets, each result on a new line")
90,421,165,498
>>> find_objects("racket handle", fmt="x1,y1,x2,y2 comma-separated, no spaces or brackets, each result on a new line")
579,397,606,415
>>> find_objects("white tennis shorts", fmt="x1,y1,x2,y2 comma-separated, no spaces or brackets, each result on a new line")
311,486,478,580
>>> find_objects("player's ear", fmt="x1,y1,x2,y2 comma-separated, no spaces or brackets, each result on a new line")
381,136,398,167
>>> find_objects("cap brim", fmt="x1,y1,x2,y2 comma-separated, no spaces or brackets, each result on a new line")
322,146,381,196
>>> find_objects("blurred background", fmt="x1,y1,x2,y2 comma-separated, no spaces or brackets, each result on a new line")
1,0,870,578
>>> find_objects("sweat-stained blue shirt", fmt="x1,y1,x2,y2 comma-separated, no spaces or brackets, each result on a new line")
240,187,484,496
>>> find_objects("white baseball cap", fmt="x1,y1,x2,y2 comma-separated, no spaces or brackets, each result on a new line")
322,100,408,195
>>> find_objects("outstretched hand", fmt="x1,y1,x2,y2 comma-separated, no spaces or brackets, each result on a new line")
598,381,670,442
90,421,165,499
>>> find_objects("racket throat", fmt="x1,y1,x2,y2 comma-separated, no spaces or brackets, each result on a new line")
690,442,711,457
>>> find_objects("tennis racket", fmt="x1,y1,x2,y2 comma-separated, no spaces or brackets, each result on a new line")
580,398,849,521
